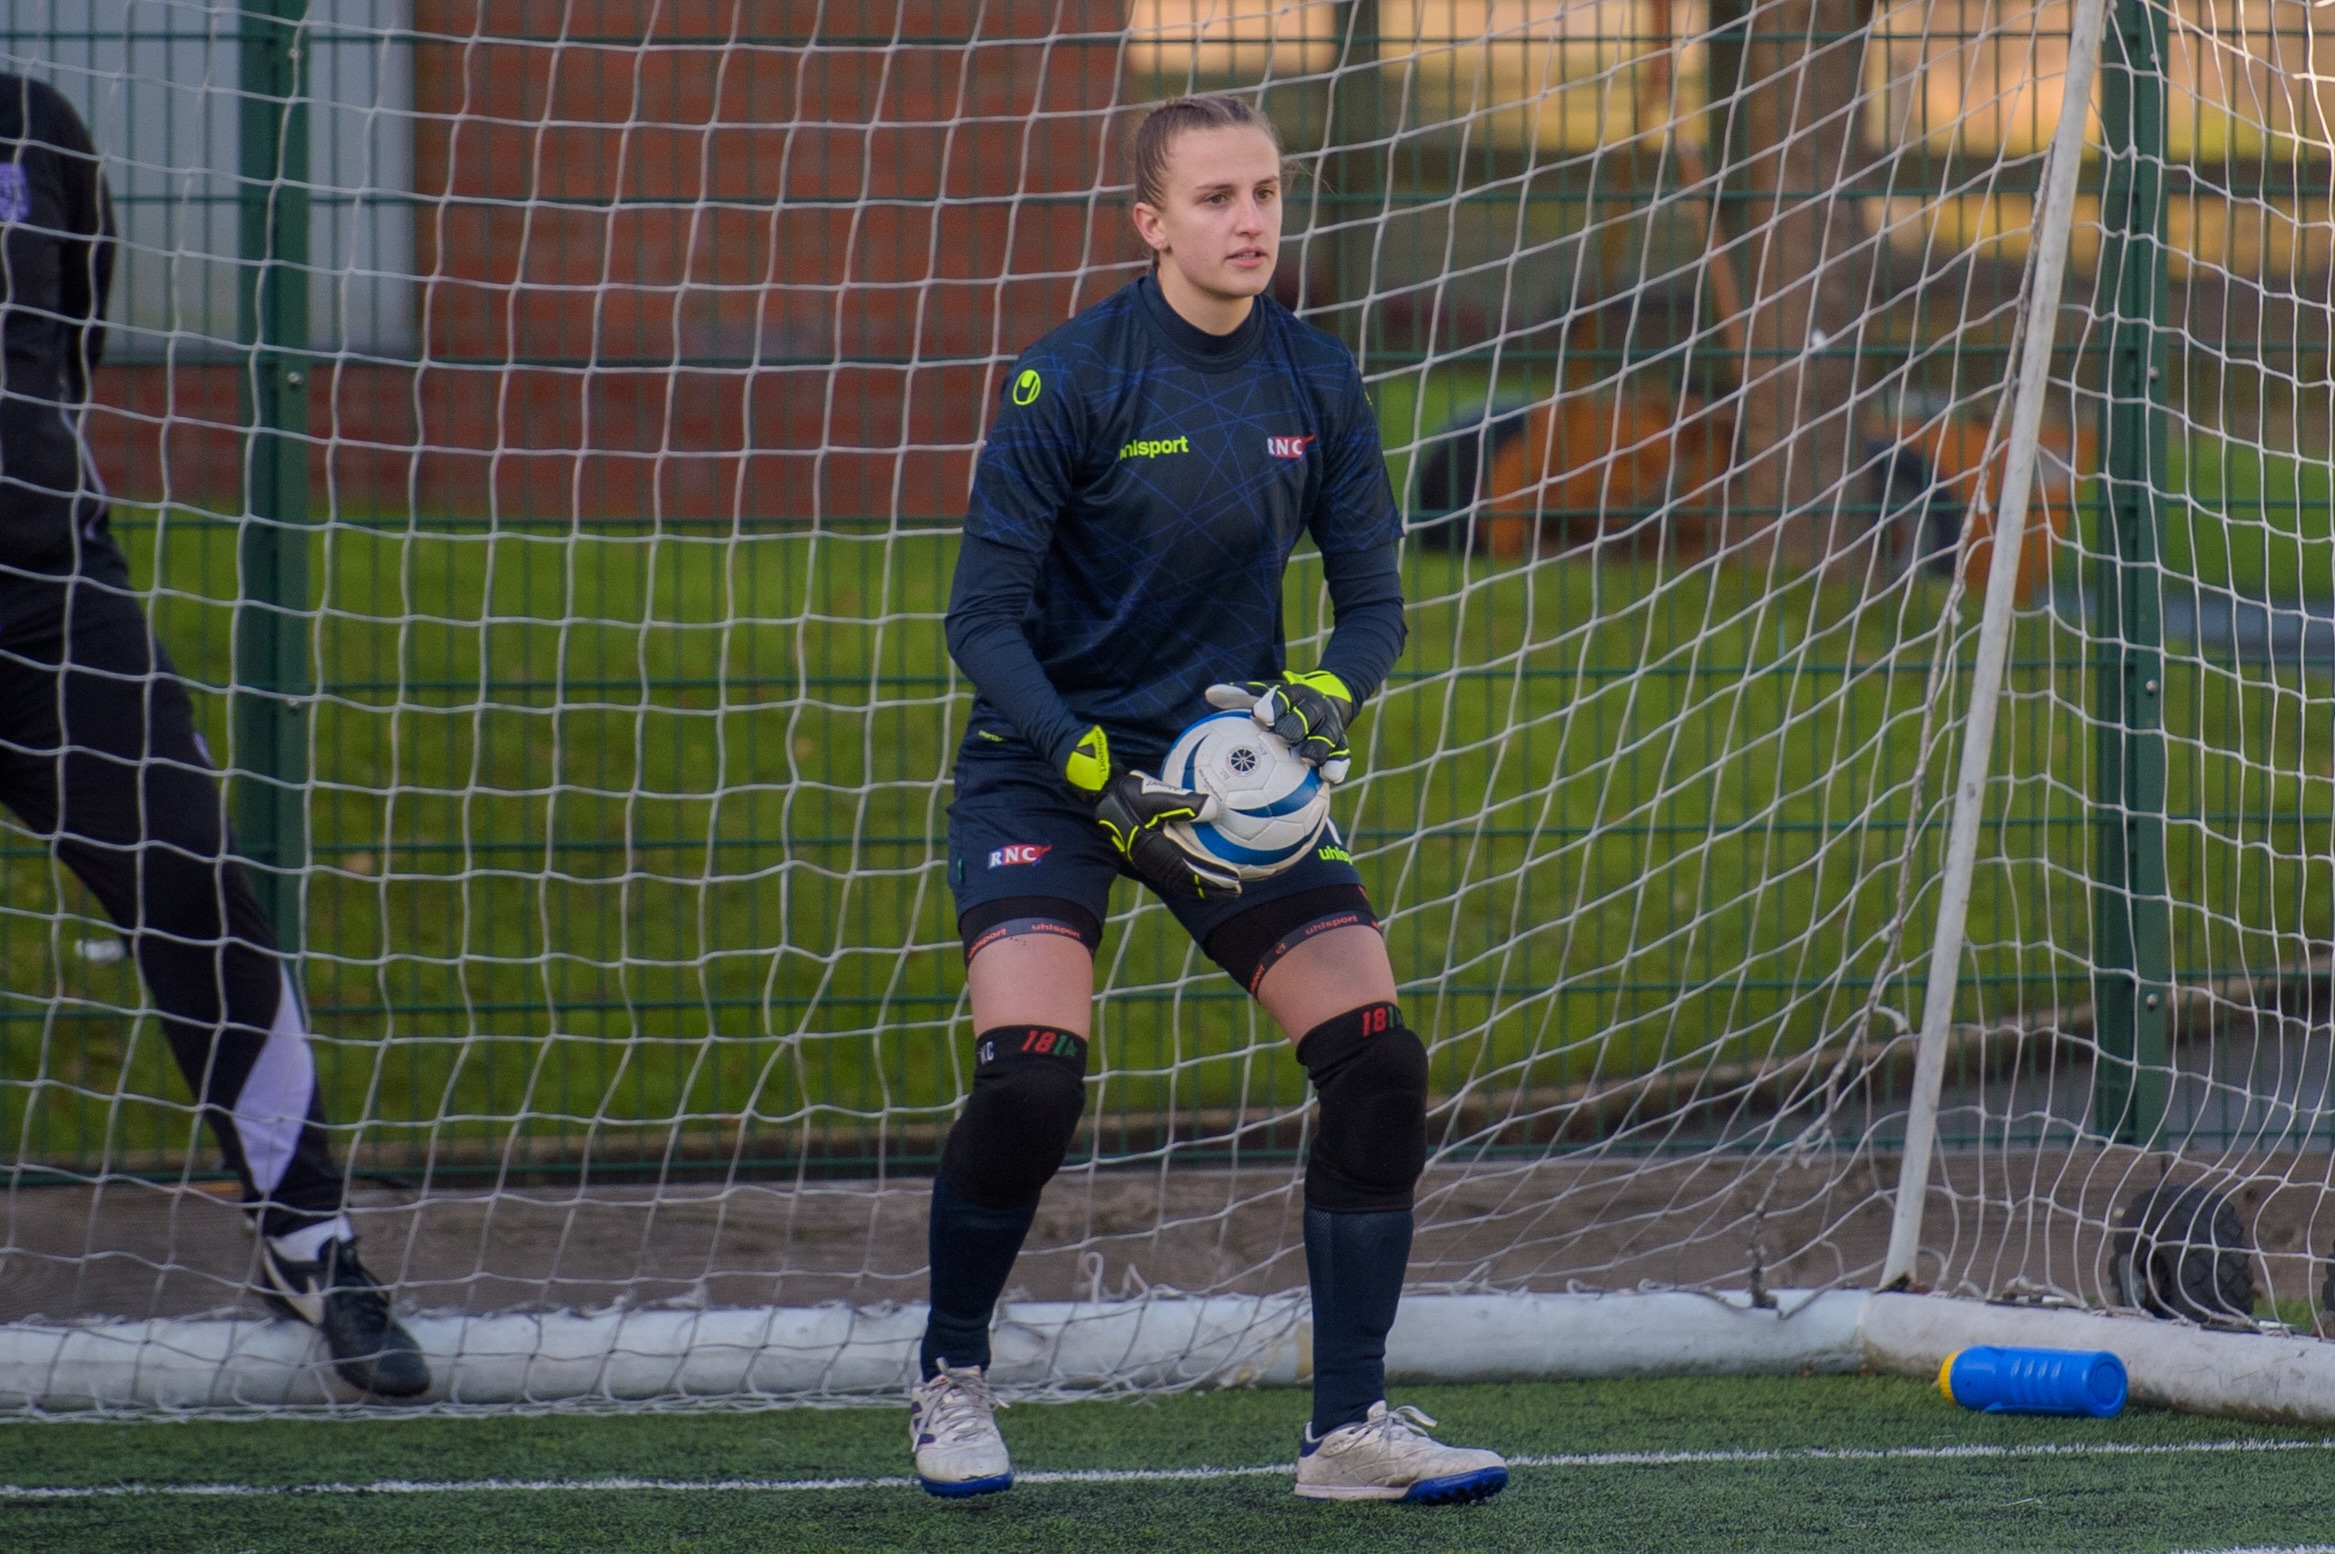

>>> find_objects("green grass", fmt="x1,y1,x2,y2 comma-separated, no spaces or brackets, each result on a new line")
9,1375,2335,1551
2162,434,2335,600
7,422,2335,1177
0,514,1998,1173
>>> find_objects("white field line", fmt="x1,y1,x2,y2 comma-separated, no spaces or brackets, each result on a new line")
7,1435,2335,1501
2170,1548,2335,1554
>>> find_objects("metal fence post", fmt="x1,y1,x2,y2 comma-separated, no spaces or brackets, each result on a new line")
1325,0,1383,353
2091,0,2171,1144
236,0,313,952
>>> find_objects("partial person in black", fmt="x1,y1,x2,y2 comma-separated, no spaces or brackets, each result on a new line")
0,74,425,1397
908,95,1508,1506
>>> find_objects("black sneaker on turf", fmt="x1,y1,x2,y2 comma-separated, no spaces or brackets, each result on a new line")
260,1236,432,1399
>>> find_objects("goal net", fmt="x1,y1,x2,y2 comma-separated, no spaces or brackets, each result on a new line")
1,0,2330,1410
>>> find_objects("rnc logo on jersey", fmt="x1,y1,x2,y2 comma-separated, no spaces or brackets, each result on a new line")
1266,434,1316,460
987,843,1051,868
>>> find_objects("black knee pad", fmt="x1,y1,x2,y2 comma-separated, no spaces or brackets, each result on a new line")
939,1025,1090,1210
1298,1003,1428,1213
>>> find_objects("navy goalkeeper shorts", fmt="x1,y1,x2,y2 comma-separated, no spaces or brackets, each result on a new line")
946,745,1367,955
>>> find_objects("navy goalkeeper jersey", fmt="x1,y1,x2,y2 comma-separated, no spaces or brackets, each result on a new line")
949,276,1403,772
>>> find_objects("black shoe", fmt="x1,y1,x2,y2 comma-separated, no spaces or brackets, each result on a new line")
261,1236,432,1399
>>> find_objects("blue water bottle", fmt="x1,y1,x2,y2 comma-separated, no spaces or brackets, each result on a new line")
1938,1345,2128,1417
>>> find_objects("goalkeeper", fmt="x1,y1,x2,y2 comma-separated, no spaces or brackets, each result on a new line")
0,74,425,1397
915,94,1506,1506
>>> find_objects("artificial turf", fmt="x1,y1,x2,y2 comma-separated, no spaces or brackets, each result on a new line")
7,1373,2335,1552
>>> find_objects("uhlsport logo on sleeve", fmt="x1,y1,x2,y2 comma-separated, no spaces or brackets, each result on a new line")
1266,434,1316,460
987,843,1052,868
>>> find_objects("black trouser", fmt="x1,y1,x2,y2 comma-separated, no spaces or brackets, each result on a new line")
0,524,343,1235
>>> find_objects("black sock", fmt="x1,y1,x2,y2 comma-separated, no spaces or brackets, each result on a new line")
920,1173,1038,1380
1304,1204,1413,1438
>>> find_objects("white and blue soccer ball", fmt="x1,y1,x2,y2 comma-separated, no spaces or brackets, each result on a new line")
1162,709,1331,881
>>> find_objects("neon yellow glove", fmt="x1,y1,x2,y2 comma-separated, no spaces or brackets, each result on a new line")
1092,769,1241,900
1064,724,1111,798
1204,669,1356,782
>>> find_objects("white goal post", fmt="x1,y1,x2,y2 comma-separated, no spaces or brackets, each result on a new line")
1881,0,2110,1291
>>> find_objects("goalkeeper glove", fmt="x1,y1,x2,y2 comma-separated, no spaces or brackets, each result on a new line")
1063,723,1113,799
1064,723,1241,900
1092,769,1242,901
1204,670,1356,783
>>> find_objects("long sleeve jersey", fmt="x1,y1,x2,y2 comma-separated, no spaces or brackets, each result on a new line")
946,275,1407,776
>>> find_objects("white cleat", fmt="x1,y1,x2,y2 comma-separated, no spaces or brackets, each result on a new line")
1294,1402,1510,1504
909,1363,1013,1498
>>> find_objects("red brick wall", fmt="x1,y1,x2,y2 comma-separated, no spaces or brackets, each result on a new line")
87,0,1137,525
